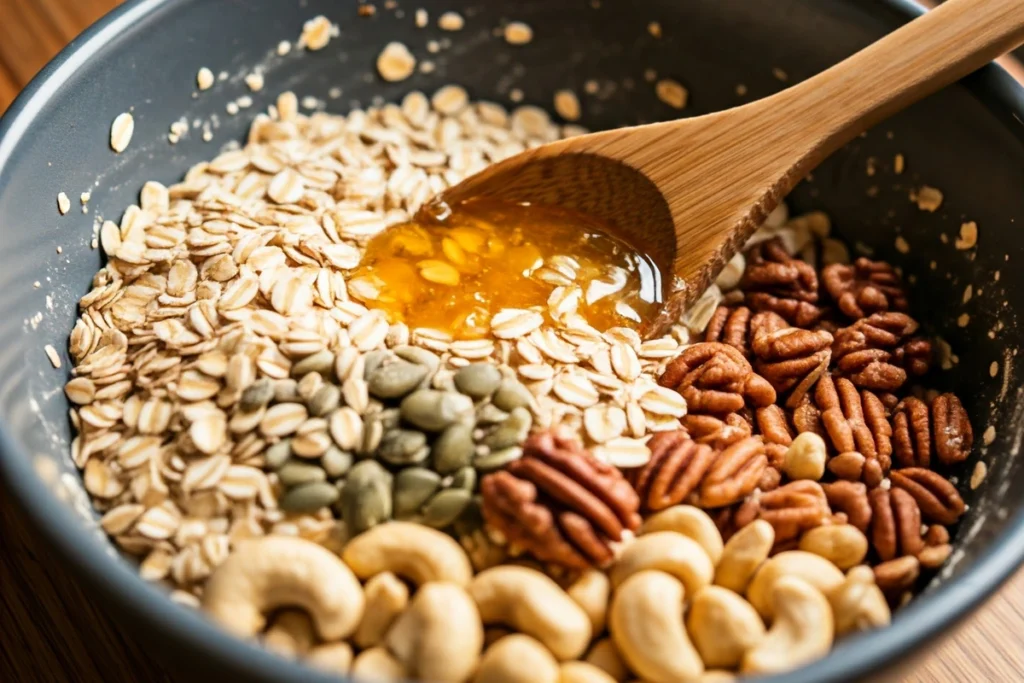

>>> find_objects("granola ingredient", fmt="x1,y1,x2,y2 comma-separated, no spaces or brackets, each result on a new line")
740,577,834,674
341,521,473,586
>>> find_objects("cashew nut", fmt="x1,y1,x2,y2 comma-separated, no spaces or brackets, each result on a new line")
584,638,630,682
741,576,834,674
354,571,409,649
474,634,560,683
746,550,845,619
341,521,472,587
828,565,891,636
799,524,869,570
714,520,774,594
306,642,353,674
386,581,483,683
485,626,513,648
609,570,704,683
610,531,714,596
560,661,619,683
640,505,724,565
351,646,406,681
696,671,737,682
470,566,592,661
782,432,827,481
686,585,765,669
202,535,364,641
262,610,314,658
568,570,611,634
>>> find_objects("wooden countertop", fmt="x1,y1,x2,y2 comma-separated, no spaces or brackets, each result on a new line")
0,1,1022,681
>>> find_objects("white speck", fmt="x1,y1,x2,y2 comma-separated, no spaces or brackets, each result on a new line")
44,345,61,369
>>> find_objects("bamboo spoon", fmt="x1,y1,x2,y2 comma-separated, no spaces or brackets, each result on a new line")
440,0,1024,337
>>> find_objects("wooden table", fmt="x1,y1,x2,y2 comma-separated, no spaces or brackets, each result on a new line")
1,1,1022,681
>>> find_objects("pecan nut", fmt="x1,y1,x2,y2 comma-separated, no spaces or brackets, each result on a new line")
822,258,909,320
659,342,776,413
734,480,831,545
893,338,933,378
741,239,825,326
755,404,793,469
831,312,922,391
931,393,973,466
697,436,768,508
893,394,972,468
827,451,885,489
750,315,833,408
683,412,753,449
889,467,966,525
823,481,872,533
480,430,641,569
873,555,920,596
892,397,931,468
628,430,716,512
705,305,754,357
868,487,925,562
814,375,893,480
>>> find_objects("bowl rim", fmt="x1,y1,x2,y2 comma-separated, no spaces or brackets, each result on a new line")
2,0,1024,681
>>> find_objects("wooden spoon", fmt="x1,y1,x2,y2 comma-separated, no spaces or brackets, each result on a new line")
441,0,1024,337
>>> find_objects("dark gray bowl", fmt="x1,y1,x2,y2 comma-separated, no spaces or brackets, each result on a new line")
1,0,1023,681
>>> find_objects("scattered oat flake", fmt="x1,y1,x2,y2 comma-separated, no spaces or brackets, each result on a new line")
983,425,996,446
245,72,265,92
894,153,905,174
912,185,943,212
772,67,788,81
415,9,428,28
302,15,333,50
57,192,71,215
648,21,662,37
895,236,909,254
735,83,748,96
377,42,417,82
110,113,134,153
509,88,524,103
990,361,999,377
44,344,61,368
438,11,464,31
504,21,533,45
970,461,987,489
656,79,688,109
955,221,978,250
554,90,581,121
277,40,292,55
957,313,969,327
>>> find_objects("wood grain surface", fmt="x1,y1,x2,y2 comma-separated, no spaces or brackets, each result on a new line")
0,1,1022,682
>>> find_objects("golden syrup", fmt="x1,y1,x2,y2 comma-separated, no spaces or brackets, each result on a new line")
347,197,662,338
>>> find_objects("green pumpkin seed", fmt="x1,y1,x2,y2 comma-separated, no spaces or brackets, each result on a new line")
273,378,300,403
308,383,342,417
362,350,391,379
474,446,523,471
239,378,274,412
475,403,509,425
483,407,533,450
432,423,475,474
449,466,477,492
321,447,353,478
277,461,328,487
378,429,430,465
451,495,484,538
454,364,502,399
264,440,293,469
280,481,339,512
492,379,533,412
291,349,335,377
340,460,393,534
393,345,440,374
420,489,472,528
392,468,442,519
367,361,428,400
400,390,474,431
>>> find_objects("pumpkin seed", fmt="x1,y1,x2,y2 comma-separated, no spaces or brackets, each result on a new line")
264,440,292,469
393,468,441,519
277,461,328,487
273,378,300,403
420,489,472,528
483,407,532,450
308,383,342,416
377,429,430,465
291,349,335,377
362,350,391,379
449,466,476,491
377,407,402,431
367,360,428,399
321,447,353,478
393,345,440,374
474,446,523,471
475,404,509,425
492,379,533,412
340,460,392,534
400,390,474,431
453,363,502,399
279,481,339,512
432,422,474,474
239,378,274,411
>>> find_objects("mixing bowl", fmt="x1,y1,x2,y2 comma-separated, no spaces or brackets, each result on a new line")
1,0,1023,681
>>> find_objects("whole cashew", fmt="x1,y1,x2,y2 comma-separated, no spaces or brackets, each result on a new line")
828,565,892,636
262,610,314,658
560,661,619,683
584,638,630,682
568,570,611,634
625,673,734,683
799,524,869,570
640,505,724,565
473,634,559,683
714,520,774,594
485,626,513,648
609,531,714,596
354,571,409,649
470,566,592,661
306,642,353,674
202,535,364,641
341,521,473,587
686,585,765,669
351,646,406,681
746,551,845,619
386,581,483,683
741,576,834,674
609,570,704,683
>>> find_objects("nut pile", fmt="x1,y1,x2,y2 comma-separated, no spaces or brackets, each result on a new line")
63,81,975,680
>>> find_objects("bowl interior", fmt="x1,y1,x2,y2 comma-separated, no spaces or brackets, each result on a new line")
1,0,1023,681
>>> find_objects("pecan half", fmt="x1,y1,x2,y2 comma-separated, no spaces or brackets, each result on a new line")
889,467,966,525
697,436,768,508
480,430,641,569
683,412,752,449
868,487,925,562
831,312,921,391
822,258,909,320
756,404,793,469
751,316,833,408
628,430,716,512
893,338,933,378
828,451,884,489
705,305,754,357
814,375,893,482
931,393,973,466
823,481,872,533
893,393,972,468
734,480,831,545
892,397,931,468
742,240,824,327
659,342,776,413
